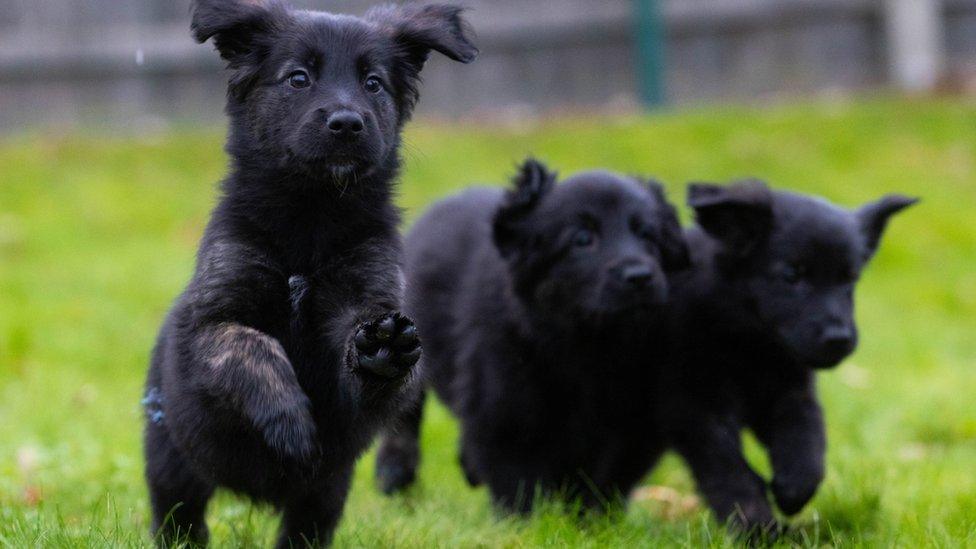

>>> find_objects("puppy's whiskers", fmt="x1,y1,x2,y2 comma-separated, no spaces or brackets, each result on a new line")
336,173,351,197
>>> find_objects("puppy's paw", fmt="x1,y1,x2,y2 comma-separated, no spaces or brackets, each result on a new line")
772,469,823,516
459,449,482,487
719,499,782,545
727,506,783,546
375,435,419,495
739,520,786,547
256,398,318,465
353,313,421,379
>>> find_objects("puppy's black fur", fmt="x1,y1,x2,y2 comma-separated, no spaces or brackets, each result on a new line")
375,159,690,512
142,1,476,546
663,180,916,534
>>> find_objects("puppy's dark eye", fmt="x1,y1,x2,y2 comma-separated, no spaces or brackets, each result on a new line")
364,76,383,94
288,70,310,89
781,263,806,284
573,228,596,248
630,217,657,244
635,225,656,243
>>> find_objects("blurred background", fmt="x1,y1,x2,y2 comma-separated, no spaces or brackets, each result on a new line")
1,1,975,547
1,0,975,130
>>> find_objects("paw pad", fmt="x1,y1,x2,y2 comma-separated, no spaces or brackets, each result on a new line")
354,313,421,379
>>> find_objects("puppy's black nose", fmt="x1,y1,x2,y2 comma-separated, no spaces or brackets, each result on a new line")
821,326,856,357
327,110,365,137
617,263,655,288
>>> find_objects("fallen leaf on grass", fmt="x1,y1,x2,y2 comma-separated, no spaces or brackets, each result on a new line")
631,485,701,521
22,484,42,506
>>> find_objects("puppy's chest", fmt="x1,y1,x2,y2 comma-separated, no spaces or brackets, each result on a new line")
277,236,343,276
283,272,343,336
543,365,656,425
280,262,397,352
681,350,802,417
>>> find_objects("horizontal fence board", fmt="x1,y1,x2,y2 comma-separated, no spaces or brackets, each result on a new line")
0,0,974,129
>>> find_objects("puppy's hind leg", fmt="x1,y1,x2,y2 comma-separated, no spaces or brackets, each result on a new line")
375,390,425,494
277,466,353,549
145,422,214,547
459,443,482,487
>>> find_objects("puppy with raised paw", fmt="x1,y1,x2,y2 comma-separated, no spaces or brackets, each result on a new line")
662,180,916,537
142,1,476,547
375,159,690,513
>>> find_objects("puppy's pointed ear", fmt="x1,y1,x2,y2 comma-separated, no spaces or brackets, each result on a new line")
643,179,690,271
856,194,918,261
492,159,557,260
688,179,773,257
191,0,283,63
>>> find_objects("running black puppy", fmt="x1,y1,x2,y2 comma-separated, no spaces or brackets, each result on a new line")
143,1,476,546
375,159,689,512
663,180,916,534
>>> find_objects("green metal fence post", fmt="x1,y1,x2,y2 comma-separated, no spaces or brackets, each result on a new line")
634,0,666,107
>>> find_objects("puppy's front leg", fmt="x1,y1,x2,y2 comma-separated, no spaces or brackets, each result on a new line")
316,241,421,410
672,412,777,536
753,384,826,516
195,324,317,464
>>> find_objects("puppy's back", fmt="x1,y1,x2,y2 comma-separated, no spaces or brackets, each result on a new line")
404,187,504,401
405,187,502,284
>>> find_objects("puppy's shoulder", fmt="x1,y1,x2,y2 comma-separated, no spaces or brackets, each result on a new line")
407,186,503,259
671,227,721,291
683,227,720,266
413,186,504,231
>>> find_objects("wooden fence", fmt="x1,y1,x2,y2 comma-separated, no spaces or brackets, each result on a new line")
0,0,974,130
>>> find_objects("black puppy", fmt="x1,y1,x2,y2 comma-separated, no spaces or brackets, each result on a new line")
663,180,916,534
375,159,689,512
142,1,476,546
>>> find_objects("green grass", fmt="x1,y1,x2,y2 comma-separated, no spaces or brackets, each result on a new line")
1,97,975,547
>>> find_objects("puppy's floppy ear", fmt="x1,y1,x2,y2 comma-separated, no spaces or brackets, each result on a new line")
688,179,773,257
643,179,690,271
191,0,283,62
856,194,918,261
493,158,557,260
369,3,478,116
371,3,479,66
191,0,286,98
